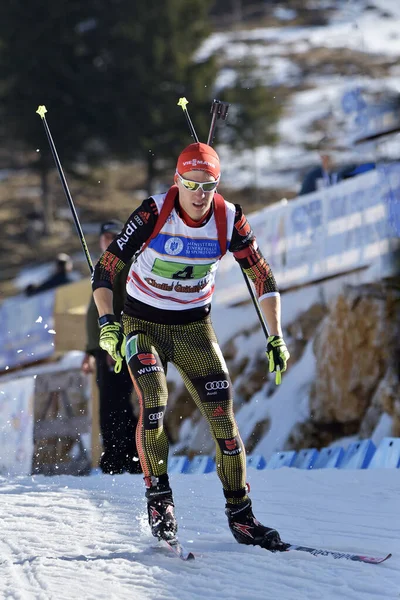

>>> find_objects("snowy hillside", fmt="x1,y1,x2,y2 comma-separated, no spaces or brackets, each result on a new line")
201,0,400,193
0,469,398,599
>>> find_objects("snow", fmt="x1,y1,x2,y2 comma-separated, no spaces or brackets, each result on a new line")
198,1,400,61
309,12,400,56
246,340,315,458
371,413,394,447
0,468,398,599
194,0,400,193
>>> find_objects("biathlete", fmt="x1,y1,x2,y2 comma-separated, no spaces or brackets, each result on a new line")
92,142,290,550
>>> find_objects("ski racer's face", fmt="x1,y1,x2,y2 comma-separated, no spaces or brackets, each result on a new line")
176,170,218,222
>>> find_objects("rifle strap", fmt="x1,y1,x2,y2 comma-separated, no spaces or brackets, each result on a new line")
137,185,227,259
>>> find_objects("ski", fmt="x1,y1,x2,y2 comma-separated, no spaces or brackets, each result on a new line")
162,538,195,561
284,544,392,564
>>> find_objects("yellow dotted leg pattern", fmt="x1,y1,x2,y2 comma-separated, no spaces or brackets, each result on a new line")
122,314,246,495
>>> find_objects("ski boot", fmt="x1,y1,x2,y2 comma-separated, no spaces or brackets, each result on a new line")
226,498,287,552
145,480,178,541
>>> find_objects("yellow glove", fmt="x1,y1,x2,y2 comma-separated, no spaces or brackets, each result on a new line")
266,335,290,385
98,315,126,373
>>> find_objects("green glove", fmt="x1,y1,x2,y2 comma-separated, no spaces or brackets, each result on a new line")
266,335,290,385
98,316,126,374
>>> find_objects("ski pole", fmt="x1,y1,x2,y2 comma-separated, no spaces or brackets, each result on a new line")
240,271,269,338
207,99,229,146
177,98,199,143
36,105,94,274
206,99,269,339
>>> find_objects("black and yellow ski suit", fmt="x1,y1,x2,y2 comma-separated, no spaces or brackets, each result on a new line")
92,192,279,502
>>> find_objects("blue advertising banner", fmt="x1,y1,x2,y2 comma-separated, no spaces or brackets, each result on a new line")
256,163,399,285
378,162,400,237
215,162,400,305
0,290,56,371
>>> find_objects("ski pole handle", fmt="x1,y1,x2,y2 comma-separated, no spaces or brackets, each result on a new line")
207,99,229,146
177,98,199,143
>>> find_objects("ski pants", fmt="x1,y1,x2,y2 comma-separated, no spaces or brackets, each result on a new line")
122,314,247,495
94,349,139,473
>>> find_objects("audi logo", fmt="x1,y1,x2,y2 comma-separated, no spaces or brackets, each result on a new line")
149,411,164,421
205,380,229,391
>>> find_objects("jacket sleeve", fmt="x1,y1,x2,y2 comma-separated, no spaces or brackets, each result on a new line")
229,204,279,299
85,295,100,354
112,261,131,318
299,166,323,196
86,261,132,353
92,197,158,292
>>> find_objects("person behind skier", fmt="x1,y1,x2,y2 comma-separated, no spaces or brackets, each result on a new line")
81,220,141,475
92,142,290,551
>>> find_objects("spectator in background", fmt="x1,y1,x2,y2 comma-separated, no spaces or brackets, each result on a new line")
81,220,141,475
26,253,74,296
299,137,376,196
299,140,340,196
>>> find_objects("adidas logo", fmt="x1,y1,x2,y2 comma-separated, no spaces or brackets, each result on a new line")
212,405,225,417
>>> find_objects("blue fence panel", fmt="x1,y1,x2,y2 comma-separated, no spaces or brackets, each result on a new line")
339,439,376,469
293,448,319,469
367,437,400,469
168,456,190,474
165,438,400,475
313,446,345,469
246,455,267,470
265,451,297,469
187,455,216,474
0,290,56,370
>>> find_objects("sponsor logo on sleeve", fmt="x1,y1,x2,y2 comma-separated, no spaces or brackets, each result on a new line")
117,219,138,250
134,215,144,226
139,210,150,223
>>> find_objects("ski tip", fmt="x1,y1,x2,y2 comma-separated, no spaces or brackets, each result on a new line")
163,538,195,561
357,552,392,564
285,544,392,564
376,553,392,564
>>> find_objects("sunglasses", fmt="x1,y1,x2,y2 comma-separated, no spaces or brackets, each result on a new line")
176,172,219,193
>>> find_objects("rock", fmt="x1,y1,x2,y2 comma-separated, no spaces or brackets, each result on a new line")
310,281,400,424
359,365,400,438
